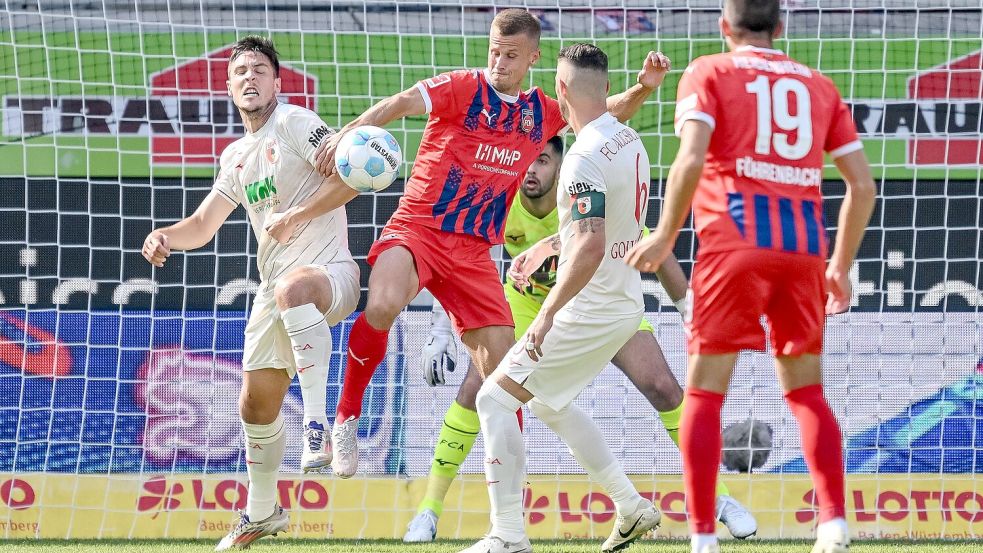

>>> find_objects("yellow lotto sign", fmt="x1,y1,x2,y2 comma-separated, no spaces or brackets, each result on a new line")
0,474,980,539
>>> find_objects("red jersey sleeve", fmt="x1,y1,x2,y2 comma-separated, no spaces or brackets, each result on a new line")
823,80,863,159
416,70,474,119
674,58,718,136
541,93,568,138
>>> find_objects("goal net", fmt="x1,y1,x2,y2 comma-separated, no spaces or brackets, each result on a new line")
0,0,980,541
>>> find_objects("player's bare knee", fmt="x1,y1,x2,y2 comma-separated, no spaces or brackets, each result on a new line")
238,389,281,425
274,267,331,311
455,363,483,410
363,292,405,329
642,375,683,412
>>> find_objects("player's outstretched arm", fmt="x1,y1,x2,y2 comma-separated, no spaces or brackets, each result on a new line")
508,233,560,290
265,172,359,244
606,51,671,123
626,120,711,272
826,149,876,313
142,191,236,267
523,217,605,361
313,86,427,177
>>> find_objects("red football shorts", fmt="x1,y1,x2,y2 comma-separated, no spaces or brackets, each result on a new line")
368,218,513,335
687,249,826,356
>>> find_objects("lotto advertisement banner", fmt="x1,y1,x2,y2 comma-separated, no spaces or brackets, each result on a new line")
0,474,980,539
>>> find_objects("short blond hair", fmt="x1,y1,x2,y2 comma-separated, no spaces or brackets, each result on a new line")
492,9,541,44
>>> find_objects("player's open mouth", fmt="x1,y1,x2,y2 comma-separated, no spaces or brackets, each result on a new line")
244,88,259,97
523,177,539,187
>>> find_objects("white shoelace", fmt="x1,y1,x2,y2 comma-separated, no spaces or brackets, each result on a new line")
333,420,358,456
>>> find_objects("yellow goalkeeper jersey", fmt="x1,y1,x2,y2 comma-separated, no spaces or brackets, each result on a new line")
503,193,652,307
502,194,558,305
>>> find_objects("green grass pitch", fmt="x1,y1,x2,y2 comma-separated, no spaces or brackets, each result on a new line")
0,540,979,553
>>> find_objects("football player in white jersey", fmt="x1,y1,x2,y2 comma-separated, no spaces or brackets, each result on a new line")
141,36,361,550
460,44,662,553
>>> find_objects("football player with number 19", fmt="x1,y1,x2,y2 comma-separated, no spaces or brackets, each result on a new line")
626,2,876,553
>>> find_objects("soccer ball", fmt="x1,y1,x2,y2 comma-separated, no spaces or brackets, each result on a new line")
335,125,402,192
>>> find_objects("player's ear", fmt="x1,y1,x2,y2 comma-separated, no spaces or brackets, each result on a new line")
718,16,729,40
773,19,784,40
274,76,282,96
226,79,232,98
530,47,541,68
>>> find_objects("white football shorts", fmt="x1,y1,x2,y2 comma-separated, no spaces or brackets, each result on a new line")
243,260,360,378
501,308,642,411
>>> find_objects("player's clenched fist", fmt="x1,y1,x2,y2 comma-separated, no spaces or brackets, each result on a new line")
508,234,557,292
637,51,671,90
142,230,171,267
624,231,673,273
824,264,852,315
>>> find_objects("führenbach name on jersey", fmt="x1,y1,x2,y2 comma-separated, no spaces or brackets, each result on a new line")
732,56,813,77
735,156,823,187
598,127,641,160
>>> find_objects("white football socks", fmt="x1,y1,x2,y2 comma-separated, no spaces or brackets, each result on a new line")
816,517,849,542
530,399,644,516
475,382,526,543
281,303,331,427
691,533,718,552
242,414,286,521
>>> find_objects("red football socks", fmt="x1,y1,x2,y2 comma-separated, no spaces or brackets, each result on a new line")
680,387,725,534
337,313,389,422
785,383,846,522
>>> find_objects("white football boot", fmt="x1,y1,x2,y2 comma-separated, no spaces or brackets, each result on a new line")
601,499,661,552
811,518,850,553
330,415,359,478
403,509,438,542
214,505,289,551
716,494,757,538
457,535,532,553
300,420,332,473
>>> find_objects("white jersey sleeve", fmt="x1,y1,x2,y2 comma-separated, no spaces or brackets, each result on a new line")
212,147,241,207
279,108,335,167
562,152,608,196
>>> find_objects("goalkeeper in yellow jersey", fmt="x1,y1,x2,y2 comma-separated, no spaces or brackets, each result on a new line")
404,136,757,542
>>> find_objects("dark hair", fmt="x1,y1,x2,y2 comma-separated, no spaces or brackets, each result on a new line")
492,9,541,43
546,135,564,157
725,0,781,35
229,35,280,76
557,43,608,73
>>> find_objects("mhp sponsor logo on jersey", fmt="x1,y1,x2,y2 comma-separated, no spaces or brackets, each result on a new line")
849,49,983,167
1,44,317,166
0,311,406,475
474,143,521,166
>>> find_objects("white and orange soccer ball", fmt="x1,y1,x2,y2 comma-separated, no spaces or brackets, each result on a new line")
335,125,402,192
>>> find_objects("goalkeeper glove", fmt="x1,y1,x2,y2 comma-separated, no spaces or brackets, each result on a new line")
422,301,457,386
